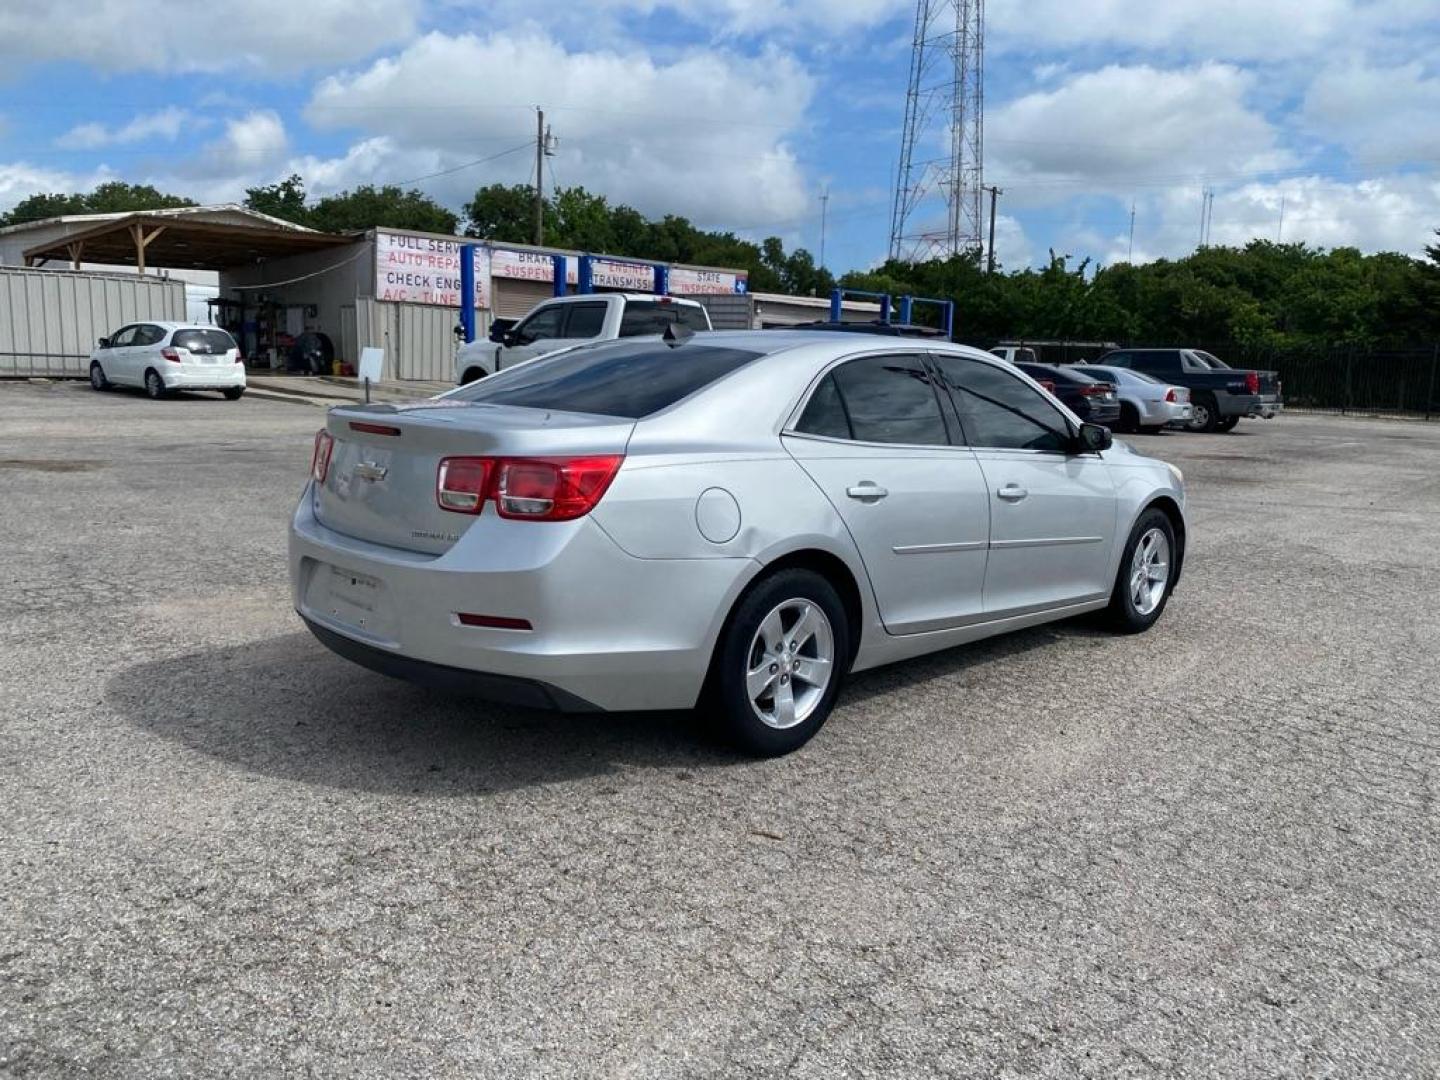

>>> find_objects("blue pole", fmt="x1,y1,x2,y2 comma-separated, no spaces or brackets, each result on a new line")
880,294,892,323
552,254,567,297
459,245,476,343
578,255,593,295
829,287,842,322
898,295,913,324
943,300,954,339
654,264,669,295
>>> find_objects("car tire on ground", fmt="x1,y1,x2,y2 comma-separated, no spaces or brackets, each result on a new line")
709,568,850,757
223,387,245,401
1118,402,1139,433
1104,507,1177,634
460,367,487,385
89,362,110,391
144,369,167,400
1216,415,1240,432
1185,393,1221,432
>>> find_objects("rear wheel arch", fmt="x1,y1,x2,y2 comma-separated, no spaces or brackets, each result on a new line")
459,365,488,385
756,549,864,665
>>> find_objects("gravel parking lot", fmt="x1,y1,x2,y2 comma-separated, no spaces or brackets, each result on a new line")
2,380,1437,1078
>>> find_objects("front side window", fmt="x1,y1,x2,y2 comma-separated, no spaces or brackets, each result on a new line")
513,305,564,345
563,302,607,339
933,355,1072,453
108,326,138,348
795,353,949,446
451,340,762,419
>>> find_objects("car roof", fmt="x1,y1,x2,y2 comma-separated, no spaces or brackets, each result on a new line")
120,321,225,331
539,293,706,306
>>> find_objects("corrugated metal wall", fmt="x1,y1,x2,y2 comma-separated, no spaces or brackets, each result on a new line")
357,300,461,382
1,267,184,377
694,293,754,330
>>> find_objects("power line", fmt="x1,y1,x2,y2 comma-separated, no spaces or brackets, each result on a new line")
389,141,532,186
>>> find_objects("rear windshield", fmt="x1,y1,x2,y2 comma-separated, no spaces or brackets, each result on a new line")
618,301,710,337
452,341,762,419
171,329,236,354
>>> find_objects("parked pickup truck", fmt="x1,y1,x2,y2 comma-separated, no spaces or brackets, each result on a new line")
455,293,712,383
1094,347,1282,433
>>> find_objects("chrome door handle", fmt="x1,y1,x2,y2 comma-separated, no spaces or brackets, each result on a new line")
846,482,889,502
997,484,1028,502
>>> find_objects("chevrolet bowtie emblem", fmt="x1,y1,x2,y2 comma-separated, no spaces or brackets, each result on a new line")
352,462,388,481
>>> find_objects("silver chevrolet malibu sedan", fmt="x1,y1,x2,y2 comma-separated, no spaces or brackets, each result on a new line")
290,330,1186,755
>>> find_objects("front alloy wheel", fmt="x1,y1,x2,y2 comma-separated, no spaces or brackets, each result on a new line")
89,363,109,391
145,370,166,400
1105,508,1177,632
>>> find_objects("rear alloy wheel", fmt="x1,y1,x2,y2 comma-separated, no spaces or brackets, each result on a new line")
1215,415,1240,432
144,369,167,400
89,362,110,391
223,387,245,401
711,568,849,756
1105,509,1176,633
1185,393,1220,433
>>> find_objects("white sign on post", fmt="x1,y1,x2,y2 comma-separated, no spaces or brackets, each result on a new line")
358,347,384,385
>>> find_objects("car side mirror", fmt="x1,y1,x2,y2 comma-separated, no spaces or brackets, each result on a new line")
1076,422,1112,454
488,324,507,344
97,337,109,348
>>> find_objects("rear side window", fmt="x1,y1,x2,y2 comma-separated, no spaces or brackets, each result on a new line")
1100,352,1131,368
563,302,607,339
618,301,709,337
171,329,236,354
134,325,166,346
933,356,1072,453
452,341,761,419
798,354,949,446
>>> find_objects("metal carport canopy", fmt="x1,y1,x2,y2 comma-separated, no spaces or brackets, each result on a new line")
21,213,354,272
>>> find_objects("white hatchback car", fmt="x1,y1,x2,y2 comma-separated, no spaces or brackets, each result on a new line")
89,321,246,400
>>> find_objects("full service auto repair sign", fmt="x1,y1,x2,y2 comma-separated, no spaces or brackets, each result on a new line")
375,232,489,308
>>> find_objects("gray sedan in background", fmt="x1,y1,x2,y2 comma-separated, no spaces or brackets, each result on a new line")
1071,364,1193,433
290,331,1187,755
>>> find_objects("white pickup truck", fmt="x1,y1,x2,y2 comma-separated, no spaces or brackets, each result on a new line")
455,293,712,383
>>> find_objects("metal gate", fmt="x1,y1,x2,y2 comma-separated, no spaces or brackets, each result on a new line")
357,300,458,382
1,266,185,377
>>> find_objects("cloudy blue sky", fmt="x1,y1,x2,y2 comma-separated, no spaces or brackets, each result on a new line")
1,0,1437,274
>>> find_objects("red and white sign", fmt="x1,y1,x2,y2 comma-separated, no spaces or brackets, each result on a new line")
489,247,576,284
375,231,488,308
671,266,748,295
590,258,656,291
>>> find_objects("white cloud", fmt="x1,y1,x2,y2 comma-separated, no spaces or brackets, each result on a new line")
591,0,904,34
55,108,192,150
990,64,1293,203
0,0,421,74
184,111,288,183
1303,61,1440,163
0,162,115,215
303,30,815,229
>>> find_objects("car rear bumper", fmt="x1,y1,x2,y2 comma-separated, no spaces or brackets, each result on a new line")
288,483,751,712
1079,400,1122,425
1137,399,1193,425
1249,395,1283,418
160,364,246,390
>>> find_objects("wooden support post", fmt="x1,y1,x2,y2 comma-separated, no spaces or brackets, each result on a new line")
129,223,165,275
66,241,84,270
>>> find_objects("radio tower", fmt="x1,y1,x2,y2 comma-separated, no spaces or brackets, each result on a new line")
888,0,985,263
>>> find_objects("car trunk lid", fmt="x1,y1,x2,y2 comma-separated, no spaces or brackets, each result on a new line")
313,400,634,555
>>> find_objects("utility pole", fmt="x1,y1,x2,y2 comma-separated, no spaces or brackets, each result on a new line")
1205,190,1215,246
819,188,829,273
532,108,557,247
1277,195,1286,243
1127,200,1136,262
984,184,1001,273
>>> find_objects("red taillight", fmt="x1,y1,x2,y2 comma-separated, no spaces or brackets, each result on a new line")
310,430,334,483
349,421,402,436
435,455,624,520
1039,379,1056,393
495,456,623,520
1079,383,1112,396
1245,371,1260,394
1165,387,1178,403
234,353,244,364
436,457,492,514
161,347,181,363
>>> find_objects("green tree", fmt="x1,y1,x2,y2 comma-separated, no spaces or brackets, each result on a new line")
462,183,540,243
308,185,457,235
244,174,310,226
1,182,194,226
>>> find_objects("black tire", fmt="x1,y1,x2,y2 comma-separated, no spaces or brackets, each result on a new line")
1117,402,1139,433
709,568,850,756
1185,393,1221,432
223,387,245,401
144,369,167,400
460,367,487,385
1104,508,1177,633
89,362,110,391
1215,415,1240,432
